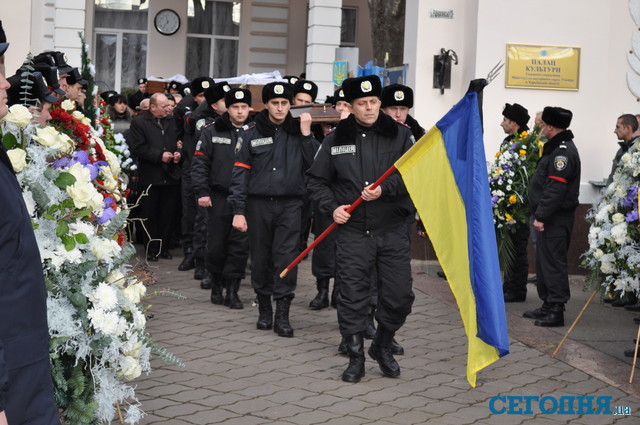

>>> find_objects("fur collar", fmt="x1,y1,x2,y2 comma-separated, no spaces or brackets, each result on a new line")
254,109,300,137
332,113,398,145
542,130,574,156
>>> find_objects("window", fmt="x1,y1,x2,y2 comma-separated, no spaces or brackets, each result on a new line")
185,0,241,79
341,7,357,46
93,0,148,92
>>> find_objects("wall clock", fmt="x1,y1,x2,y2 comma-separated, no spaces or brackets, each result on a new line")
154,9,180,36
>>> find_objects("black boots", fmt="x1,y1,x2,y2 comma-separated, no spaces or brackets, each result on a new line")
193,258,205,280
200,271,212,290
210,274,224,305
364,304,376,339
309,278,330,310
256,294,273,330
274,297,294,337
178,247,195,271
523,301,551,319
368,326,401,377
342,334,365,383
534,302,565,327
225,278,243,309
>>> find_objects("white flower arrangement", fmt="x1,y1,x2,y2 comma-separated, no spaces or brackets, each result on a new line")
1,99,173,424
584,142,640,296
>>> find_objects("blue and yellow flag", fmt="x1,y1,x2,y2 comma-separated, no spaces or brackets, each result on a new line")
395,91,509,387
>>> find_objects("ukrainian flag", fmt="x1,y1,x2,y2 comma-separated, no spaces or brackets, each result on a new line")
395,91,509,387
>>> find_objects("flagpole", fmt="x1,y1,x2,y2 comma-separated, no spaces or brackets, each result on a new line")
279,164,398,278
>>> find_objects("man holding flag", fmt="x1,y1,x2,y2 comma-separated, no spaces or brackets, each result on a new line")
307,75,416,383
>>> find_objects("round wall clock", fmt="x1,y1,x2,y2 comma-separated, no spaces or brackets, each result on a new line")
154,9,181,36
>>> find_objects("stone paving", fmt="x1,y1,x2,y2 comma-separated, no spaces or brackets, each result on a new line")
130,254,640,425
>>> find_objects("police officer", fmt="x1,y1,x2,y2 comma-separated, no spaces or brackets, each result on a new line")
186,81,231,286
192,88,252,309
380,83,425,140
7,72,58,127
308,86,348,311
177,77,214,275
307,75,415,382
128,77,149,111
228,82,319,338
523,107,580,327
499,103,531,303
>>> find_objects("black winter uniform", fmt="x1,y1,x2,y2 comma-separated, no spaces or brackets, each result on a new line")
192,113,249,279
307,113,415,336
0,147,60,424
182,101,220,259
529,130,580,304
404,114,426,141
128,111,183,254
501,131,531,299
183,102,222,261
607,136,640,185
228,110,320,300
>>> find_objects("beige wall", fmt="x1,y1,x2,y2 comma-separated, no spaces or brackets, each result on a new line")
4,1,35,74
406,0,638,204
146,0,188,78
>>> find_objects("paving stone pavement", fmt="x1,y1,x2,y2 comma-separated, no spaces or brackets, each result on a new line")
129,252,640,425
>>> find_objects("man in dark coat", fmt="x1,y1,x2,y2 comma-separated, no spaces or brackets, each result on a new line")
128,93,183,261
228,82,319,338
0,23,61,425
498,103,532,303
192,88,251,308
524,107,580,327
307,75,415,383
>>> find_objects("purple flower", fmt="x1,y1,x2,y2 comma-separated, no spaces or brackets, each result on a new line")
97,207,116,224
623,185,639,208
491,195,499,206
625,210,639,223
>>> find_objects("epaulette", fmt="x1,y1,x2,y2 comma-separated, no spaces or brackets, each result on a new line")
244,123,257,131
396,121,411,129
202,121,216,130
324,128,336,136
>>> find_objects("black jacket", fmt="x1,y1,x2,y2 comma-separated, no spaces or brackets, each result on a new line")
192,113,245,197
184,101,221,161
228,110,320,215
307,112,415,234
607,136,640,185
0,147,52,415
405,114,426,141
127,111,183,187
529,130,581,223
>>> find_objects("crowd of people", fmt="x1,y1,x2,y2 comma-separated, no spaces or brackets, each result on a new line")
3,16,640,422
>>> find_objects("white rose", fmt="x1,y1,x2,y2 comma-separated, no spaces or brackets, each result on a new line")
621,153,632,164
66,182,103,210
593,249,604,259
6,148,27,172
119,356,142,381
612,213,626,224
123,283,147,305
56,133,74,153
103,149,122,176
600,261,616,274
67,162,91,183
91,238,121,261
71,111,84,121
2,104,32,127
611,222,629,245
61,99,76,111
132,309,146,329
32,126,60,148
106,270,126,287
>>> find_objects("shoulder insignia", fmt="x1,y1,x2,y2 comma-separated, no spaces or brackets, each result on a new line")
554,155,568,171
397,121,411,129
196,119,207,131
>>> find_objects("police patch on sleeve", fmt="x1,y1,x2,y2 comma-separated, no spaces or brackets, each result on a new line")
195,140,203,151
554,155,568,171
196,119,206,131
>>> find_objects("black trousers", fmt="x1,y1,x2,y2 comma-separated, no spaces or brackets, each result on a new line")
535,213,574,304
139,184,180,255
205,192,249,279
247,197,302,300
503,221,530,297
180,161,196,253
310,202,336,280
335,224,414,336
